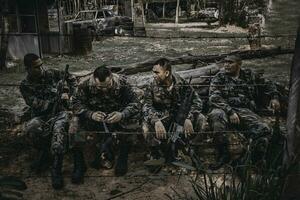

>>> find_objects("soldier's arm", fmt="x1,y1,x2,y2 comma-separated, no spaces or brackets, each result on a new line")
209,74,234,115
19,81,50,111
187,88,203,119
253,71,279,100
142,84,162,125
72,82,93,119
119,81,141,120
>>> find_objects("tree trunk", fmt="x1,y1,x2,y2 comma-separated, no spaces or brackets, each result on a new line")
126,64,220,88
113,48,294,75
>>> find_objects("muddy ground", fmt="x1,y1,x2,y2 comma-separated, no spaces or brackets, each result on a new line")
1,0,299,197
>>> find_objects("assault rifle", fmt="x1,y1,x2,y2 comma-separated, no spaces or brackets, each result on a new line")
167,77,203,171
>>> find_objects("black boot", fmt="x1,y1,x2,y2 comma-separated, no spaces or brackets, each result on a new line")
209,134,230,170
91,137,114,170
115,144,130,176
51,154,64,190
30,149,50,173
71,148,86,184
145,146,163,173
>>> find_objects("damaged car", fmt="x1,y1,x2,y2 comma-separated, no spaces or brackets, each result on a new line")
65,9,133,37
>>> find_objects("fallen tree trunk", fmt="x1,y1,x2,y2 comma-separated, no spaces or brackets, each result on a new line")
114,48,294,75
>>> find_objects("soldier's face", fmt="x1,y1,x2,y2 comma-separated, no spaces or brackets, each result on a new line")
94,76,113,92
224,61,241,75
28,65,43,78
152,64,170,84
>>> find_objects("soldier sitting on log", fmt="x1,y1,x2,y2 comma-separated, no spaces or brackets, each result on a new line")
208,55,281,169
72,66,140,181
20,53,77,189
142,58,206,171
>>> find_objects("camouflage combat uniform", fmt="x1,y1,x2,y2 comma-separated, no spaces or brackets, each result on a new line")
20,69,77,155
208,68,279,160
142,73,206,146
72,73,140,145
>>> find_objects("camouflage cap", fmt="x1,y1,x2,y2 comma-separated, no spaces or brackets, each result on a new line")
224,55,242,63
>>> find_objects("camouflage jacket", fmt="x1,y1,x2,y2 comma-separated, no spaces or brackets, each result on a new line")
20,68,77,117
143,73,203,125
209,69,279,115
72,73,140,120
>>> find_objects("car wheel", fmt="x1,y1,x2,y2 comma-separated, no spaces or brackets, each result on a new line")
115,26,125,36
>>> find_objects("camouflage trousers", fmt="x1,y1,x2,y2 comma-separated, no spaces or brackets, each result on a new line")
24,111,70,155
208,108,271,160
142,113,207,147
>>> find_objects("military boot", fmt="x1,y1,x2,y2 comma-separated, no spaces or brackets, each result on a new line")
30,149,50,173
115,144,130,176
92,137,114,170
209,134,230,170
51,154,64,190
71,148,87,184
144,146,164,173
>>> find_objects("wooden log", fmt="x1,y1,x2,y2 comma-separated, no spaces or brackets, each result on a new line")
76,64,220,88
112,48,294,75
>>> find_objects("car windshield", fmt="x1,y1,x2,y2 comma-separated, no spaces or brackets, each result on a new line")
75,11,96,20
104,10,114,17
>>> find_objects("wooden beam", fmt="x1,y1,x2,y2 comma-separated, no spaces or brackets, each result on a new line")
175,0,179,24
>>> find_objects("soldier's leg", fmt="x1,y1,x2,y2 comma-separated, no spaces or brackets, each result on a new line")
142,121,165,172
207,109,230,169
71,116,88,185
191,113,207,143
24,117,51,173
114,133,132,176
89,122,115,170
50,111,69,190
237,108,271,164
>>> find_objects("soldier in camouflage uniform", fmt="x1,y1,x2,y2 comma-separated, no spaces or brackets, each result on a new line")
142,58,206,168
72,66,140,179
20,53,77,189
208,55,280,169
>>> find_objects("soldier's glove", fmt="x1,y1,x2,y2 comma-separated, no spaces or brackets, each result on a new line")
154,120,167,140
229,113,240,125
184,119,194,137
61,93,69,100
33,98,50,111
269,99,280,112
106,111,123,124
91,111,107,122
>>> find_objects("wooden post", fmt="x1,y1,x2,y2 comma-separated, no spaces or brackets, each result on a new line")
162,1,165,18
34,0,42,58
0,0,9,70
131,0,134,21
175,0,180,24
57,0,62,55
281,26,300,200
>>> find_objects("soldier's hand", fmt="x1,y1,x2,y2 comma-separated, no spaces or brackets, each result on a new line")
269,99,280,112
106,111,123,124
184,119,194,137
91,111,107,122
155,120,167,139
229,113,240,124
33,98,44,109
61,93,69,100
